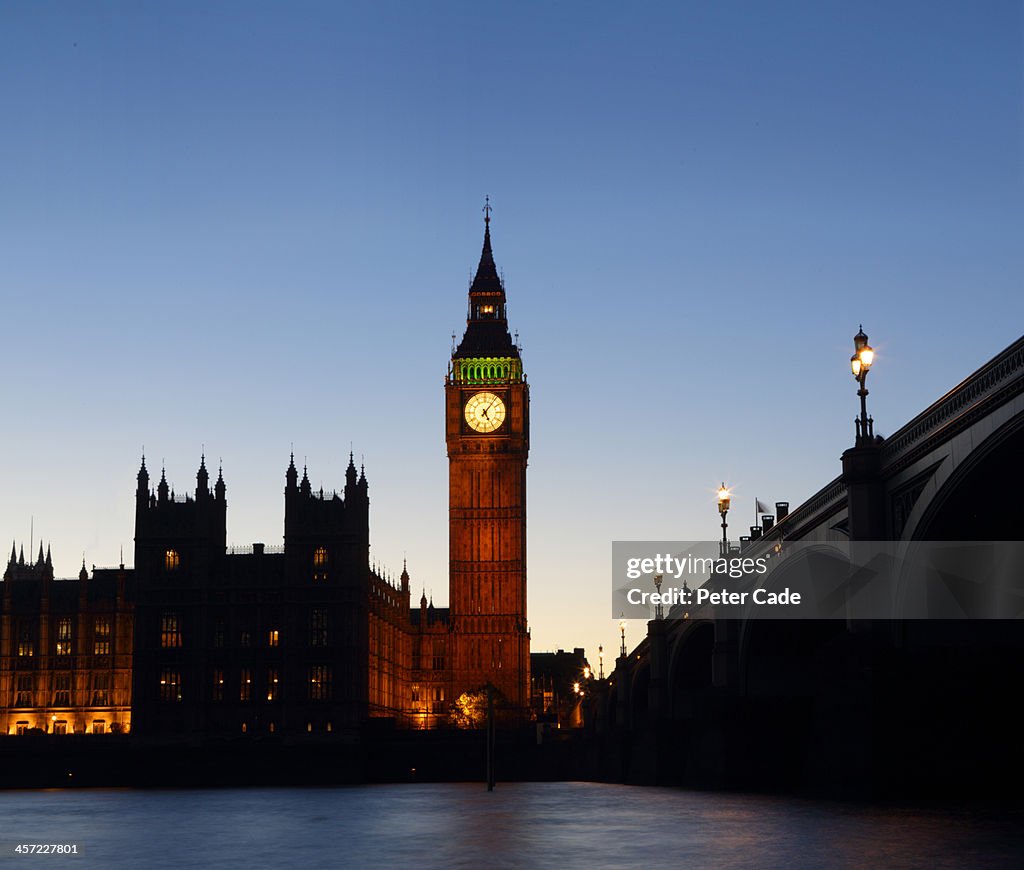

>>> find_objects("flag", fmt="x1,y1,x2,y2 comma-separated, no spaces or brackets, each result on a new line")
756,498,769,514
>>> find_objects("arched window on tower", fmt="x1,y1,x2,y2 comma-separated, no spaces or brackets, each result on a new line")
164,549,180,571
313,547,328,582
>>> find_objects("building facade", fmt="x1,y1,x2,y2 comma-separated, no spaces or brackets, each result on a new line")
0,546,133,735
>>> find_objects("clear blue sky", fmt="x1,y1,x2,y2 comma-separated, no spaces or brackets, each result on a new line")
2,1,1021,663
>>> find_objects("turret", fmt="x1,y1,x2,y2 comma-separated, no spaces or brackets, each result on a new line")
196,453,210,499
215,464,226,502
137,455,150,501
345,452,358,497
286,453,298,493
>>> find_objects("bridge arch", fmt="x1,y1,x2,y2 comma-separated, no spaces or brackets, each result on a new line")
911,413,1024,542
667,620,715,721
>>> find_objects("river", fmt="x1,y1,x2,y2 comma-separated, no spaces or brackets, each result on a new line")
1,782,1021,868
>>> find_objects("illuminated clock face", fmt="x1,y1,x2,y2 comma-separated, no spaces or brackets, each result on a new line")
464,391,506,433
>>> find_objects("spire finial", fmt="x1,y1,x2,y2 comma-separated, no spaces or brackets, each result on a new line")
483,194,491,227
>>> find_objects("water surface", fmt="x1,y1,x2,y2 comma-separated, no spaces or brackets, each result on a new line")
1,783,1021,868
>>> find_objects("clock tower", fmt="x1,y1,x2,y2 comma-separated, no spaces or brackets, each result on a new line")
446,204,530,716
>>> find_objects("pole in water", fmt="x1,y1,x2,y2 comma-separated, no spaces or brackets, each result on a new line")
486,683,496,791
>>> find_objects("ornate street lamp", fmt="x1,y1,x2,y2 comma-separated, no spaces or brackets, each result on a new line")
598,645,604,680
717,483,731,556
619,619,627,657
850,325,876,443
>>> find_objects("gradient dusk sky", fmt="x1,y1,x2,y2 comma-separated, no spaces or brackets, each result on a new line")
2,1,1021,663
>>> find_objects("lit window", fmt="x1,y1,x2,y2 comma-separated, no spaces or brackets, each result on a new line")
241,722,248,734
15,675,32,707
92,720,105,735
15,721,29,736
93,617,111,655
53,720,68,735
308,665,332,701
159,669,181,702
56,617,73,656
164,549,180,571
17,624,34,658
269,722,275,734
213,669,224,702
91,672,110,706
411,684,420,703
267,668,279,702
268,629,279,647
240,668,252,702
313,547,328,582
160,613,181,648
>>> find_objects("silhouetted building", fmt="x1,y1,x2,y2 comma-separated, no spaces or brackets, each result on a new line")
531,648,589,728
130,453,412,736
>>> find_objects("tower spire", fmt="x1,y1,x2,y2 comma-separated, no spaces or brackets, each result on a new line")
470,197,501,297
454,199,518,359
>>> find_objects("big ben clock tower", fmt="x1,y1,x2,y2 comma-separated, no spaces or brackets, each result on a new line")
446,201,530,716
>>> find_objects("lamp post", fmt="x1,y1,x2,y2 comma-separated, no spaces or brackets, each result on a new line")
717,483,731,556
850,325,875,443
598,645,604,680
619,619,627,657
653,573,664,620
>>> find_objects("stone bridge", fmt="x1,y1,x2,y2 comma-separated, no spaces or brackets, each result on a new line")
587,334,1024,795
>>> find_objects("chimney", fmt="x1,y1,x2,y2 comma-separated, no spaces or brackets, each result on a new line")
775,501,789,520
761,514,774,532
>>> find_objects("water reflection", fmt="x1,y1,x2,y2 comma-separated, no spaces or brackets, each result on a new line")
0,783,1021,869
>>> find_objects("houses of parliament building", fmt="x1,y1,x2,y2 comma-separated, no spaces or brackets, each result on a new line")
0,213,532,737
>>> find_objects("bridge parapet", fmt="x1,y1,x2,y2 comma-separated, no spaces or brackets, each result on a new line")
882,335,1024,470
